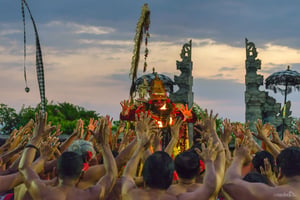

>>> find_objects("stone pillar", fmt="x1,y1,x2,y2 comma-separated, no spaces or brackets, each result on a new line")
245,38,287,136
245,38,265,133
170,40,194,146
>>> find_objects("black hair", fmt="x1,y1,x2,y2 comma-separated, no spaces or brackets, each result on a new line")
190,143,202,152
252,150,275,173
57,151,83,179
243,172,269,185
175,150,200,179
276,146,300,178
142,151,174,189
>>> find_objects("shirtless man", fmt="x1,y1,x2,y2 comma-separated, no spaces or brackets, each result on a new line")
168,110,226,199
18,112,117,200
167,150,203,196
121,112,221,200
223,145,300,200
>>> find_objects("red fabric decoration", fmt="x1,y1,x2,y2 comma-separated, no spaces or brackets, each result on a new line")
87,151,92,160
200,160,205,173
173,171,179,181
3,193,14,200
82,163,89,172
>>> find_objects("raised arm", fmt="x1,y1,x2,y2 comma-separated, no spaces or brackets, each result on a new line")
220,118,233,170
164,118,183,156
89,116,118,200
222,142,280,200
200,110,226,197
122,112,155,198
254,120,280,157
18,112,56,199
178,138,220,200
59,119,84,152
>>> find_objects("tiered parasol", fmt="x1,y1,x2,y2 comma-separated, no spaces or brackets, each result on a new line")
265,65,300,135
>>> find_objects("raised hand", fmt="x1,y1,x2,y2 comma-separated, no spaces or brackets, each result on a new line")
242,121,252,137
87,118,97,132
105,115,113,129
220,118,233,146
120,100,134,115
199,109,218,133
9,129,25,150
118,129,135,152
151,130,162,151
291,135,300,147
93,117,110,146
232,122,244,140
32,112,56,142
170,117,183,139
53,124,63,137
193,126,210,143
40,136,60,160
233,122,262,153
6,129,18,144
253,119,271,140
110,133,118,151
270,128,286,148
73,119,84,139
18,119,34,137
178,104,192,121
115,121,126,138
260,158,278,185
194,138,220,162
135,112,156,146
233,137,252,164
283,129,292,146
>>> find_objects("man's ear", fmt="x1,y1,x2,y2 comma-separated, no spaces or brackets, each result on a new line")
53,166,58,177
273,165,277,174
277,167,283,180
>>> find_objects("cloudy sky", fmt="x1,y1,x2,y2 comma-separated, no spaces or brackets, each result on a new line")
1,0,300,122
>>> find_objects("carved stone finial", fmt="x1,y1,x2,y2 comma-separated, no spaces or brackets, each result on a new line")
180,40,192,61
246,39,258,59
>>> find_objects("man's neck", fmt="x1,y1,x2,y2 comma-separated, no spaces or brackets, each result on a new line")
58,178,77,187
145,187,165,192
179,177,196,185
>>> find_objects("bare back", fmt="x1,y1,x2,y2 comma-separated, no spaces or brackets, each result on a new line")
29,184,101,200
123,187,177,200
167,183,202,196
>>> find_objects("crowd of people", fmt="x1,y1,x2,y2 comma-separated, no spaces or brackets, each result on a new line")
0,107,300,200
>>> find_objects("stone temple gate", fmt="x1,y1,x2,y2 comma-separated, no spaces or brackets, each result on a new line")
245,38,292,134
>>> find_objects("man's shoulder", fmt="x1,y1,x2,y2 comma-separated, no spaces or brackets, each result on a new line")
167,183,203,197
65,187,99,200
271,185,299,200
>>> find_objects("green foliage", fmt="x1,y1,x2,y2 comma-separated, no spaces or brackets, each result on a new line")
192,103,223,135
112,120,121,133
290,117,300,135
0,101,99,135
0,104,19,134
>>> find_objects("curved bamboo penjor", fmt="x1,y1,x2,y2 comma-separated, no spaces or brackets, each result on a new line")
21,0,46,114
129,4,150,102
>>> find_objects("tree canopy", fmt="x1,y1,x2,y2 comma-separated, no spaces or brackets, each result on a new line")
0,101,99,135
